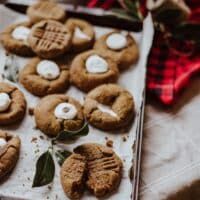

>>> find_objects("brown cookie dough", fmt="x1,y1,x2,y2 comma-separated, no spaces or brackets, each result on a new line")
83,84,135,130
27,1,66,23
28,20,72,59
60,153,87,199
65,18,95,52
34,94,84,137
19,57,70,97
0,82,26,125
74,143,122,197
0,131,20,179
0,21,34,57
70,50,119,92
94,31,139,70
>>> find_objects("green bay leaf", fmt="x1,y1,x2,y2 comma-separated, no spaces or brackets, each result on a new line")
32,150,55,187
55,122,89,141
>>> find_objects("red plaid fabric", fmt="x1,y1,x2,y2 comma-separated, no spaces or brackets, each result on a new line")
147,1,200,105
147,33,200,104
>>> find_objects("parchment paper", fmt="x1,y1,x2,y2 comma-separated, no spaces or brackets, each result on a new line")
0,6,154,200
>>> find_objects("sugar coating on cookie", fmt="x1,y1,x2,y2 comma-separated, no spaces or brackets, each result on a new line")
84,84,135,130
0,132,20,179
36,60,60,80
65,18,95,52
34,94,84,137
0,93,11,112
106,33,127,50
27,1,66,23
0,82,26,125
94,31,139,70
70,50,119,92
85,55,108,73
54,103,77,120
19,57,70,97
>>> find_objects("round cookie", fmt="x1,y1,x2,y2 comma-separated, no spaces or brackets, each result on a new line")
83,84,135,130
28,20,72,59
34,94,84,137
94,31,139,70
60,153,87,199
70,50,119,92
19,57,70,97
0,131,20,179
0,82,26,125
65,18,95,52
0,21,34,57
27,1,66,23
74,143,123,197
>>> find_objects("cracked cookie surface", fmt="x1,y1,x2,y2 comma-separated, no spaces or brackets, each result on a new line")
60,153,87,199
34,94,84,137
60,143,122,198
19,57,70,97
0,131,20,179
0,82,26,125
83,84,135,130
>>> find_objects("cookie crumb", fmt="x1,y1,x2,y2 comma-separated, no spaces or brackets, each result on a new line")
31,137,37,143
48,185,52,190
39,135,44,140
122,136,127,142
105,136,108,140
28,107,34,115
106,140,113,148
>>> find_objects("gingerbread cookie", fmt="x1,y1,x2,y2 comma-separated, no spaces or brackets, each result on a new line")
0,131,20,179
70,50,119,92
27,1,66,23
34,94,84,137
19,57,70,97
28,20,72,59
0,21,34,57
94,31,139,70
83,84,135,130
66,18,95,52
0,82,26,125
60,153,87,199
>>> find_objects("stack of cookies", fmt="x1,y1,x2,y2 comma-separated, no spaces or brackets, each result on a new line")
0,1,139,199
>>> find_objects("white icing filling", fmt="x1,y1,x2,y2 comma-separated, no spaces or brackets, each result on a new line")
85,55,108,74
37,60,60,80
0,138,7,148
12,26,30,41
0,93,11,112
106,33,128,50
97,103,118,118
54,103,77,120
74,27,90,40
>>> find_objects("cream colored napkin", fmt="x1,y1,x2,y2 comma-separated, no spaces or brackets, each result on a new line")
140,78,200,200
